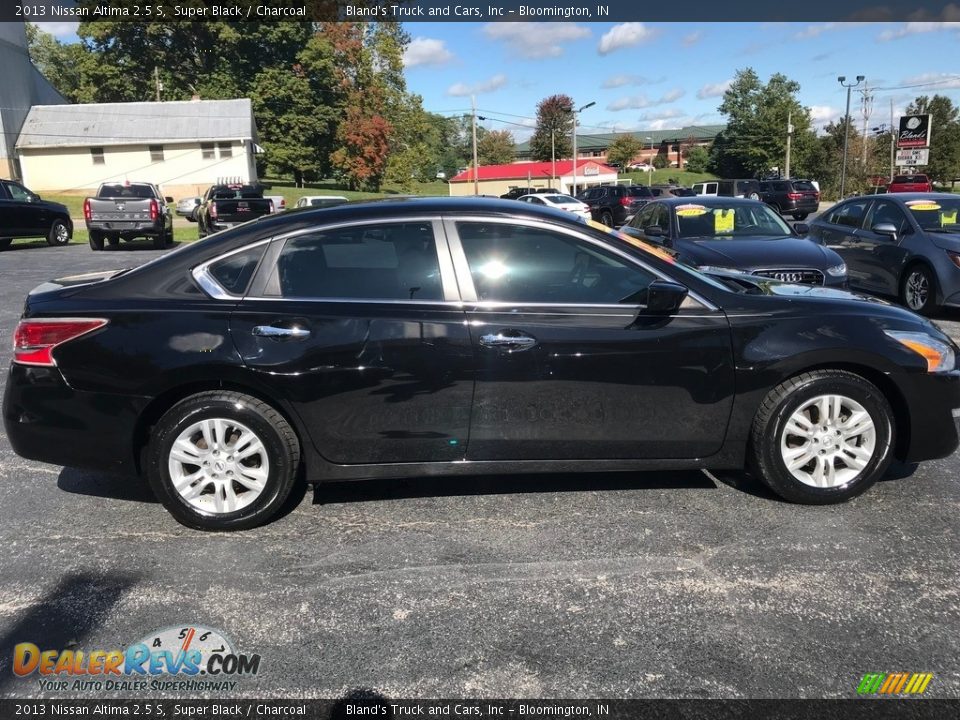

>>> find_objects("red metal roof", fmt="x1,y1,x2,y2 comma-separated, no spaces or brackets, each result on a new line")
450,160,616,183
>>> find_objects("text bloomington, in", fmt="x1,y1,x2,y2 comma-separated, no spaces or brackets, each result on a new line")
345,5,610,18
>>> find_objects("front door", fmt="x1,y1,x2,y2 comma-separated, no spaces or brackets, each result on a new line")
446,217,735,461
855,200,913,295
815,199,872,287
229,219,475,465
4,182,46,235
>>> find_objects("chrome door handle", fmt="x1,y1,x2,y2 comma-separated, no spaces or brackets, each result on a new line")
480,333,538,351
252,325,311,340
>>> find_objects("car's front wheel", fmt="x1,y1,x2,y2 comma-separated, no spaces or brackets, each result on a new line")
47,219,71,246
749,370,894,504
900,264,938,315
146,391,301,531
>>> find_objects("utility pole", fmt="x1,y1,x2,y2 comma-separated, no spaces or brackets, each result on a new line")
890,98,896,182
154,67,162,102
471,95,479,196
784,110,793,179
551,130,556,187
570,100,595,196
860,81,873,168
838,75,865,198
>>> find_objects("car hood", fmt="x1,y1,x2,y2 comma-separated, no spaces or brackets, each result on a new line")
678,236,835,269
925,229,960,252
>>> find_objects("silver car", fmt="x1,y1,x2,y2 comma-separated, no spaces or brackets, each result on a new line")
176,196,201,221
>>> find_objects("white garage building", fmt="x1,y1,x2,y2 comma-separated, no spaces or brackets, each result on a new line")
16,98,260,197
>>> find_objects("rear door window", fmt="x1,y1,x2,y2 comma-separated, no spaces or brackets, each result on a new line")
270,222,444,301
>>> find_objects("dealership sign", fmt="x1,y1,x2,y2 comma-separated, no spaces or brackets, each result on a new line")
896,148,930,166
898,114,932,148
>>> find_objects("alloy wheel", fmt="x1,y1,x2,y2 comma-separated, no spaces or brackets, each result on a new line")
779,394,877,488
167,418,270,514
904,271,929,311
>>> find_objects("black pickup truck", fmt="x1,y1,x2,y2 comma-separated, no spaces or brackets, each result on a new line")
196,184,275,237
84,182,174,250
0,179,72,249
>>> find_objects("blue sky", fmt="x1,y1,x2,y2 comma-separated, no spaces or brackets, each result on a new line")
398,21,960,140
37,20,960,140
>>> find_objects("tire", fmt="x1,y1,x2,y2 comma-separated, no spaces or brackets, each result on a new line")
107,236,120,247
146,391,301,531
792,212,809,221
599,210,614,227
0,238,12,250
47,219,71,246
153,231,167,250
748,370,895,504
747,192,761,201
900,264,938,316
88,231,105,251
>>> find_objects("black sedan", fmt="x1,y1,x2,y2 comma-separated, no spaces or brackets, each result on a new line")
4,198,959,531
621,197,848,287
808,193,960,315
0,179,73,249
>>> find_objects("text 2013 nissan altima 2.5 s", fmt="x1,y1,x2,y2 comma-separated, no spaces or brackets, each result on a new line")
4,198,960,531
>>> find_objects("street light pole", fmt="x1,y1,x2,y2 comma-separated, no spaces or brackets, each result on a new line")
570,100,594,196
838,75,865,198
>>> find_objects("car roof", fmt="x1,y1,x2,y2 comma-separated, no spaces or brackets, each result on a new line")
655,196,766,207
862,192,953,203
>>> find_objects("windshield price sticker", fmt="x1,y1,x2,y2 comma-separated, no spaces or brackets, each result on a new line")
905,200,941,211
714,209,735,233
675,204,708,217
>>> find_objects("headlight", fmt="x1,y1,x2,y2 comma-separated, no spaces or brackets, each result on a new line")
826,262,847,277
885,330,956,372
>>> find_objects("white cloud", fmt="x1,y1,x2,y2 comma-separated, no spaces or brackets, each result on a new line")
607,88,685,111
809,105,842,129
696,80,732,100
638,108,686,122
682,30,703,47
598,23,660,55
403,38,454,68
446,74,508,97
482,23,590,59
879,21,960,40
901,72,960,89
601,74,663,89
34,21,79,38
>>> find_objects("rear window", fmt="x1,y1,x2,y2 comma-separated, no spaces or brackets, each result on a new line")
212,186,263,199
628,186,653,197
791,181,816,191
893,175,928,183
97,184,155,199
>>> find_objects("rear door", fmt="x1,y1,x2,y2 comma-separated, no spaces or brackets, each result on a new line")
228,218,475,464
445,216,735,461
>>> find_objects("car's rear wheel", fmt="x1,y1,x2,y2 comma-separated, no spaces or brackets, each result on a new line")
792,212,809,221
89,231,105,251
900,264,938,315
146,391,301,531
47,219,71,246
153,230,168,250
599,210,614,227
749,370,894,504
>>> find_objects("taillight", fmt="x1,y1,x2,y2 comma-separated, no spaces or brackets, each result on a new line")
815,192,821,201
13,318,108,367
149,199,158,220
620,196,632,206
210,203,218,220
83,199,91,221
787,192,802,200
279,199,285,209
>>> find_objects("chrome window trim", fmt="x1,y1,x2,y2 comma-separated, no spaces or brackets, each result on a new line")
442,214,718,312
191,236,274,300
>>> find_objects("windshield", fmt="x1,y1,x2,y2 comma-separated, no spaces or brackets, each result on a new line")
904,198,960,231
674,202,793,239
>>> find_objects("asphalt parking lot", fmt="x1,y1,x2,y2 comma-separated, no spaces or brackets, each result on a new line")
1,239,959,700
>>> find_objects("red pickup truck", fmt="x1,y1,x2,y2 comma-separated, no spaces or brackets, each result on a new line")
887,174,933,193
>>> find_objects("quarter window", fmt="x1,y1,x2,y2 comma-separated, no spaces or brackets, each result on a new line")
273,223,443,301
456,222,655,305
208,245,268,296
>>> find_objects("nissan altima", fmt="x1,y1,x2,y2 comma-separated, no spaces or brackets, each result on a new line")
4,198,959,531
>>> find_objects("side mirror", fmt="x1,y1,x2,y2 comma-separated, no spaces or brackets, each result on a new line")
872,222,898,240
644,279,689,314
793,223,810,235
164,196,174,203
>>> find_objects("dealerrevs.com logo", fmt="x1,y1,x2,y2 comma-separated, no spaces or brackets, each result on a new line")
13,625,261,693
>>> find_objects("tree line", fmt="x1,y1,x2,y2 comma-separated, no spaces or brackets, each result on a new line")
26,22,516,191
